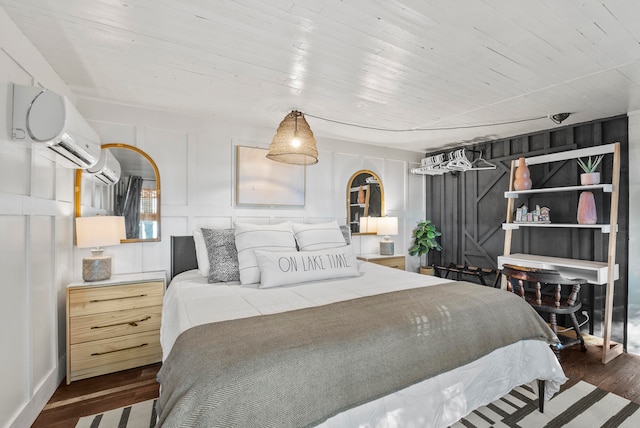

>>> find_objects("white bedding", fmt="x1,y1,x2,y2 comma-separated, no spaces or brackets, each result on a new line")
161,261,567,428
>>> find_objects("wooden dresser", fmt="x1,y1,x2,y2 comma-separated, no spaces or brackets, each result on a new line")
357,254,405,270
66,271,166,384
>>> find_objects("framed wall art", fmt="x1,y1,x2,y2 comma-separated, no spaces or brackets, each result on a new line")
236,145,305,206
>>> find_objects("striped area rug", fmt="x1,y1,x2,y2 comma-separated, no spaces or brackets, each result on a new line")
451,381,640,428
75,399,157,428
75,382,640,427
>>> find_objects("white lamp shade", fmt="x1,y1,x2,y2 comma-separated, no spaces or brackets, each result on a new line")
360,216,378,233
76,216,126,248
376,217,398,236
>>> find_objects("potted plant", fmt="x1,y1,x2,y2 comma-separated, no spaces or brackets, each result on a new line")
577,155,604,185
409,220,442,275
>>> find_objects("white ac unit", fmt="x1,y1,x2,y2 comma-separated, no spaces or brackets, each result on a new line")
86,149,121,185
11,83,101,169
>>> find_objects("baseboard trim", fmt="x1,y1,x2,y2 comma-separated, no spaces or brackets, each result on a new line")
8,356,64,428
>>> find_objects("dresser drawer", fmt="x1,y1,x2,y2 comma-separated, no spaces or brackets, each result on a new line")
374,256,405,270
68,330,162,382
69,305,162,345
68,281,164,317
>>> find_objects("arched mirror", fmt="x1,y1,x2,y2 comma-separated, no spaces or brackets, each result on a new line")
347,170,384,235
75,143,161,243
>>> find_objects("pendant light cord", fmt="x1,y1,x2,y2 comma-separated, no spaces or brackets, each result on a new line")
303,112,564,132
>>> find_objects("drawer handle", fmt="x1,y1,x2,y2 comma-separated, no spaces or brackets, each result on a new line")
91,316,152,329
91,343,148,356
89,294,148,303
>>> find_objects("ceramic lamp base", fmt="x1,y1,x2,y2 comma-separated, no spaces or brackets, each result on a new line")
380,240,394,256
83,256,112,282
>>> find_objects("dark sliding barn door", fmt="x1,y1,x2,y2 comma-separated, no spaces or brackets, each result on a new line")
424,115,629,347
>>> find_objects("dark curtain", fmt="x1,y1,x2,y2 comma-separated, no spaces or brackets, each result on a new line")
116,175,143,239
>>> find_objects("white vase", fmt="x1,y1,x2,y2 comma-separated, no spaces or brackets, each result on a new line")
580,172,600,185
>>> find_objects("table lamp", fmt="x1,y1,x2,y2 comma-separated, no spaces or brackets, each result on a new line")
76,216,126,281
359,216,378,234
377,217,398,255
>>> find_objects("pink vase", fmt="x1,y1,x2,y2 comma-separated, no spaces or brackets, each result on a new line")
514,157,532,190
577,191,597,224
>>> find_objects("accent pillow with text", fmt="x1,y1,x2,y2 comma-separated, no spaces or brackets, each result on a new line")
254,245,360,288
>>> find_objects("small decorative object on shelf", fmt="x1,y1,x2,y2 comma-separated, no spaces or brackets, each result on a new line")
514,157,532,190
357,185,365,204
514,204,551,223
578,155,603,185
577,191,597,224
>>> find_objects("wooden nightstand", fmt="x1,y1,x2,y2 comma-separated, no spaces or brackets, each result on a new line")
357,254,405,270
66,271,166,384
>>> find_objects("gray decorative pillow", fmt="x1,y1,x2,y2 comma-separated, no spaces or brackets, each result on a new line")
201,228,240,283
339,225,351,245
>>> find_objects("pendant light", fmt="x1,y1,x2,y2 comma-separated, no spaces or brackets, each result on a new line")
267,110,318,165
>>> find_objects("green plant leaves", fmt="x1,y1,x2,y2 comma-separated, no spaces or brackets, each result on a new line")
410,219,442,256
577,155,604,173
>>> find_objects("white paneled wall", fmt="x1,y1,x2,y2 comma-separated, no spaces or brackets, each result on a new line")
0,7,424,426
76,97,426,281
29,215,56,388
1,8,77,427
0,131,75,428
406,160,425,273
0,215,28,425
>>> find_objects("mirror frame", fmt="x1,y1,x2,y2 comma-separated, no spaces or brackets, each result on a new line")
74,143,161,243
347,169,384,235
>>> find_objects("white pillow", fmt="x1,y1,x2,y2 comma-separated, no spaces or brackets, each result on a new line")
193,229,209,277
233,221,297,285
255,245,360,289
291,221,348,251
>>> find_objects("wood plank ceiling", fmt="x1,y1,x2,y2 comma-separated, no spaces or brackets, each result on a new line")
3,0,640,152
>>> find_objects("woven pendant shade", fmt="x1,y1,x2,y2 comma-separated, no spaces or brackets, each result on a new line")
267,110,318,165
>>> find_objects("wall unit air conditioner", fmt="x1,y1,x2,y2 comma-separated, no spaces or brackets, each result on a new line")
86,149,121,185
11,83,101,169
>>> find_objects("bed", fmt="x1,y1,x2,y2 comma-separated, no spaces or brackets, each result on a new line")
157,230,567,428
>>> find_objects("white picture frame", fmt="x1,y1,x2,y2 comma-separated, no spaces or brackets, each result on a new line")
236,145,306,206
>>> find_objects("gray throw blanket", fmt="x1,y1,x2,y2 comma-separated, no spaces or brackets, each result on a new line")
156,281,558,427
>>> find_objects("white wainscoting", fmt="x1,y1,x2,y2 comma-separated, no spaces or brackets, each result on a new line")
77,97,426,282
1,8,76,427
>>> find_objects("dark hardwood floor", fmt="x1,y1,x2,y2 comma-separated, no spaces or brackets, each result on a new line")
32,363,161,428
33,346,640,427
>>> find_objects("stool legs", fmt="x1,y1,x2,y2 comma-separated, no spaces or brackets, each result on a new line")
549,313,561,360
569,313,586,351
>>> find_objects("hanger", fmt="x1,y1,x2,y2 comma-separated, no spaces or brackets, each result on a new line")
446,149,472,171
411,148,496,175
469,150,497,171
413,153,448,175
